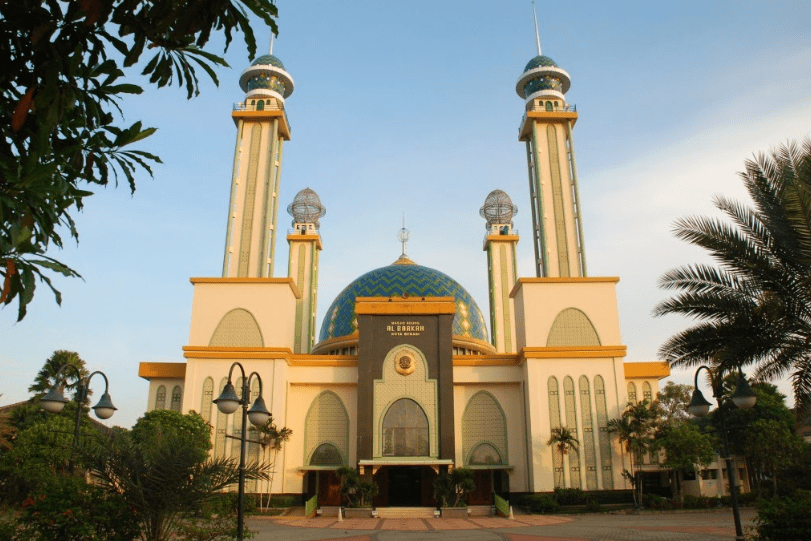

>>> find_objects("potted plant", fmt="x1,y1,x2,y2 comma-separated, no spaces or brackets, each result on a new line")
433,467,475,518
337,466,378,518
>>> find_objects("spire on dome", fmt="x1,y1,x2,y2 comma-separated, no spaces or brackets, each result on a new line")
532,1,542,56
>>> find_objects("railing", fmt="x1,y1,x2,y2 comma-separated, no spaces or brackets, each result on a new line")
518,103,576,133
493,492,510,517
483,228,519,244
304,494,318,518
233,102,292,133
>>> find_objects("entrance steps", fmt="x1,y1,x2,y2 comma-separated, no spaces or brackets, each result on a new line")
375,507,436,518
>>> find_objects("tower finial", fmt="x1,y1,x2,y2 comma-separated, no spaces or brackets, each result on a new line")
269,32,274,54
397,213,410,256
532,1,542,56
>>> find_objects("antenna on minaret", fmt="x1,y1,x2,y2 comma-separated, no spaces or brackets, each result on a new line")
532,1,542,55
397,213,410,256
269,32,274,54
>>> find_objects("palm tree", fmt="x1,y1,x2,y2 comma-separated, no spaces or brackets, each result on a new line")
546,426,580,488
28,350,88,399
655,139,811,416
253,415,292,508
608,401,659,506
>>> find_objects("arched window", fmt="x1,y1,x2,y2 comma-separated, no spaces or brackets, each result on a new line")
170,386,182,411
642,382,652,401
256,100,264,111
545,101,553,111
201,377,214,422
469,443,502,465
382,398,429,457
627,382,637,404
310,443,343,466
155,385,166,410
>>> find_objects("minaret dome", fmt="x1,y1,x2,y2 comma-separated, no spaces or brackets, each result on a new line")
239,54,295,102
287,187,326,229
480,190,518,229
515,55,571,103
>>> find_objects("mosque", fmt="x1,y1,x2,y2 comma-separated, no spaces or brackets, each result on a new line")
138,35,669,507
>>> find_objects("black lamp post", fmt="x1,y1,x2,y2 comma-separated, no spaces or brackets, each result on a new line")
688,366,757,541
40,364,117,473
213,362,270,541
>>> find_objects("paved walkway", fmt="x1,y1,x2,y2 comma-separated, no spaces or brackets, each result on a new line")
248,509,757,541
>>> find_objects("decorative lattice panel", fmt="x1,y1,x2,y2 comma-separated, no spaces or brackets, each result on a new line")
231,377,244,460
170,386,182,412
547,124,570,276
462,391,507,465
579,376,598,490
499,245,512,352
210,308,264,347
627,382,637,404
201,377,214,423
547,377,563,488
237,124,262,276
214,378,228,459
563,376,581,488
304,391,349,465
247,379,261,492
547,308,600,347
294,244,306,352
155,385,166,410
642,382,652,401
594,375,613,489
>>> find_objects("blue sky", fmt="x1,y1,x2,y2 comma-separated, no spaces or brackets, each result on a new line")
3,1,811,428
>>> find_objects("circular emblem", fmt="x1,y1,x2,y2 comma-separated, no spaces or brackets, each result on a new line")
395,355,415,376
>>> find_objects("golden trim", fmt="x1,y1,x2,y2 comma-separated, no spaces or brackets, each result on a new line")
181,346,359,366
454,355,521,366
485,235,519,242
138,362,186,379
520,345,627,359
354,296,456,315
286,234,323,251
231,110,291,139
624,361,670,379
189,277,301,299
518,111,578,141
510,276,619,298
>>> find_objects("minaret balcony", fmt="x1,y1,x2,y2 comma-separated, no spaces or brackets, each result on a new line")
518,104,577,141
232,101,291,137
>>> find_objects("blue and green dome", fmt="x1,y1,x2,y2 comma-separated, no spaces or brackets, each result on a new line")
524,55,558,72
516,54,571,100
239,54,295,99
318,258,488,343
251,54,286,69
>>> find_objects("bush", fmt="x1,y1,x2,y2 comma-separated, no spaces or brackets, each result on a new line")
682,494,720,509
554,487,585,505
643,494,676,510
519,493,560,514
755,490,811,541
175,515,252,541
264,495,296,508
585,498,602,512
18,476,140,541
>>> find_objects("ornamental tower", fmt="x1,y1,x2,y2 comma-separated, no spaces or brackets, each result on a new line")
287,188,325,353
516,30,587,278
222,53,294,278
480,190,519,353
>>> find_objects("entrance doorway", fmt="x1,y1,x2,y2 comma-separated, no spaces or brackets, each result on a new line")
387,466,424,506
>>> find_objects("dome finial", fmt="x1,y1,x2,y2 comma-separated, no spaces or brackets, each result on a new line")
269,32,274,55
532,1,542,56
398,213,410,256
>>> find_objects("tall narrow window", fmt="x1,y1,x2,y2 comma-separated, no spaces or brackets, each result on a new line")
627,382,637,404
214,378,228,459
579,375,598,490
548,377,564,487
563,376,581,489
155,385,166,410
170,386,182,412
201,377,214,422
642,382,652,401
594,375,613,489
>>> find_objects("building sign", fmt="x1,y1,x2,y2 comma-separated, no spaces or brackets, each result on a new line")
386,320,425,336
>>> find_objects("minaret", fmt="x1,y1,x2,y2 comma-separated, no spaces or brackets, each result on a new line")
480,190,519,353
287,188,325,353
516,15,587,278
222,51,294,278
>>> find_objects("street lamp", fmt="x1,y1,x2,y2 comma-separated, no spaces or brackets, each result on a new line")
214,362,270,541
40,364,117,473
688,365,757,541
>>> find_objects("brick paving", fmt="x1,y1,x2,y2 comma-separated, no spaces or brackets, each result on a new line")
250,509,757,540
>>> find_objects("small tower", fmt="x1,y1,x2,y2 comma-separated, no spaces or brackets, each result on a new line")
222,53,295,278
287,188,325,353
516,43,587,278
481,190,519,353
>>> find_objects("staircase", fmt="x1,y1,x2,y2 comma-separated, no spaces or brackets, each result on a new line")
375,507,437,519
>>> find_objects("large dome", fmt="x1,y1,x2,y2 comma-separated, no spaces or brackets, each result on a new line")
318,257,488,344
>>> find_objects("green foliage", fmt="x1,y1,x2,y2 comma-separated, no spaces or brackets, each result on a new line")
755,490,811,540
0,0,279,320
131,409,212,462
518,493,560,514
336,466,378,508
656,381,692,425
432,467,475,508
608,400,660,505
17,475,140,541
682,494,721,509
553,487,585,505
655,139,811,416
175,514,253,541
28,351,88,398
744,418,807,494
546,426,580,487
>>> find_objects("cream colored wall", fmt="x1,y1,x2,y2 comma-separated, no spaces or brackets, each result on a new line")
523,357,629,492
453,381,529,492
187,281,297,348
513,280,622,348
146,378,184,412
487,239,518,354
287,237,318,353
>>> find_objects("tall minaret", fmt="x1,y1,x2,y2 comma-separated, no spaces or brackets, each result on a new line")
516,14,587,278
287,188,325,353
481,190,519,353
222,52,294,278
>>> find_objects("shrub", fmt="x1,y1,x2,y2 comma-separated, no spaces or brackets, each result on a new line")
265,495,296,508
175,515,252,541
755,490,811,541
519,493,560,514
643,494,676,510
585,498,602,512
682,494,719,509
554,487,585,505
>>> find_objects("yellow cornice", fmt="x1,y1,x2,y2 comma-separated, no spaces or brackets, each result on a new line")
189,277,301,299
181,346,359,366
138,362,186,380
520,345,627,359
355,296,456,315
454,354,520,366
624,361,670,380
518,111,578,141
510,276,619,298
286,234,323,250
486,235,519,242
231,110,291,140
289,356,358,367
